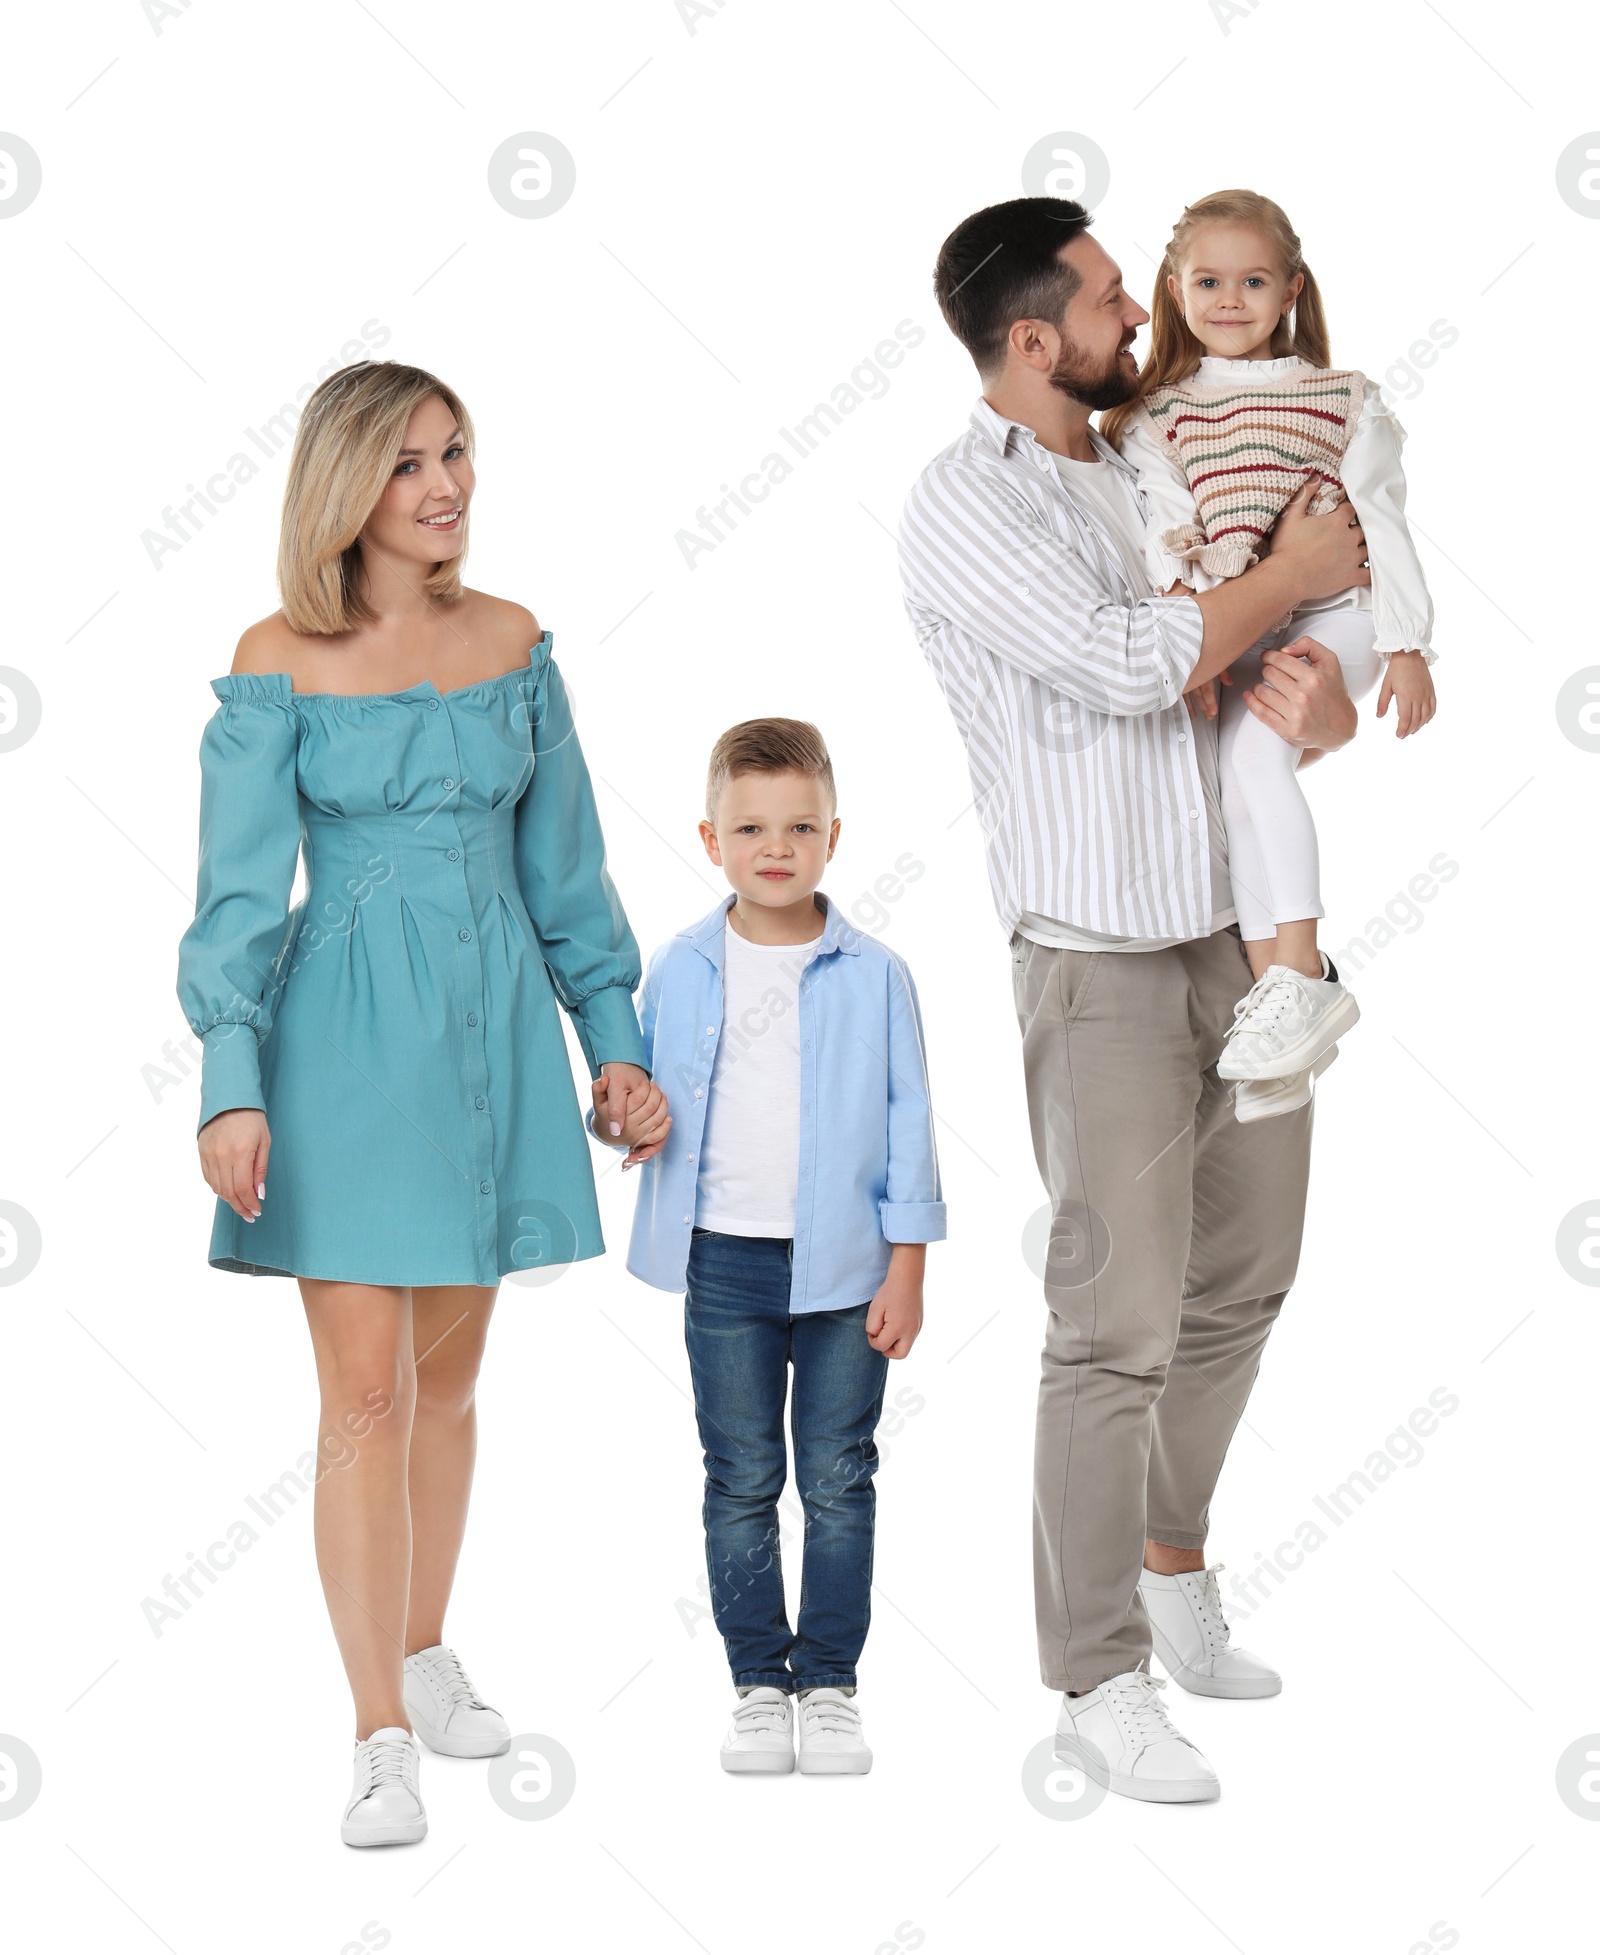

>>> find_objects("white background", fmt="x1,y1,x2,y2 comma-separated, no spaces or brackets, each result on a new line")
4,1,1597,1949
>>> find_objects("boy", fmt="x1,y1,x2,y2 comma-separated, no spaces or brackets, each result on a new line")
591,718,945,1775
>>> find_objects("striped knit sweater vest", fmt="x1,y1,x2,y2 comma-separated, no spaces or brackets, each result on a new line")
1138,365,1368,579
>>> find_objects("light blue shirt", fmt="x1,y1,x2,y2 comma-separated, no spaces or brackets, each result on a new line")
607,892,947,1312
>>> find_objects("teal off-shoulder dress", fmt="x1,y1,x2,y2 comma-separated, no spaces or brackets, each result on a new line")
175,629,647,1286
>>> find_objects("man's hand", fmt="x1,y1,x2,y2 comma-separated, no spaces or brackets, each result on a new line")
1244,637,1357,752
593,1060,671,1165
1270,481,1372,603
866,1244,926,1359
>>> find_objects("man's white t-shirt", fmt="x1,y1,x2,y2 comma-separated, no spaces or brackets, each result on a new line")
694,926,812,1238
1017,448,1237,953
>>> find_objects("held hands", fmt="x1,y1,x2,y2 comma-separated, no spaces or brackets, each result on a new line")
592,1062,672,1167
1375,650,1437,737
198,1107,269,1222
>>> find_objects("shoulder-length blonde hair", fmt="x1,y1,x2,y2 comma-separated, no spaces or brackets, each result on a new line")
1100,189,1330,450
277,361,476,635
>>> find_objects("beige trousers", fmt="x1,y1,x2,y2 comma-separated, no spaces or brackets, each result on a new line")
1011,926,1313,1694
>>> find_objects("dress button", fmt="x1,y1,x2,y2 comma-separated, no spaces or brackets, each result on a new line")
682,1214,692,1225
705,1026,715,1036
693,1087,704,1099
428,700,439,712
1188,807,1200,819
459,928,472,941
475,1095,486,1109
687,1152,696,1163
1178,732,1188,744
443,777,455,790
466,1012,478,1026
447,847,460,861
479,1180,492,1194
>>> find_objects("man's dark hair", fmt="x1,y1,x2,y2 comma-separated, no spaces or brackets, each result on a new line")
933,197,1094,376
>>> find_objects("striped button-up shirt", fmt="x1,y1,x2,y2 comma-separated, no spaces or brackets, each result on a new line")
899,398,1233,943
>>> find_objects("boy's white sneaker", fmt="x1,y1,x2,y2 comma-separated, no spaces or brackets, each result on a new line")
342,1727,427,1846
796,1687,872,1775
1233,1043,1338,1123
720,1686,795,1774
402,1645,511,1757
1054,1671,1219,1804
1138,1564,1281,1698
1218,959,1357,1081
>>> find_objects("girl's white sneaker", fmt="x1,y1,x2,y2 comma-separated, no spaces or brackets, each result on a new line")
342,1727,426,1846
402,1645,511,1757
1233,1043,1338,1123
796,1688,872,1775
1217,961,1358,1081
720,1686,795,1773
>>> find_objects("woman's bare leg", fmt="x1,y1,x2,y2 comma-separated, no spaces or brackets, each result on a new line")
299,1279,415,1740
405,1284,497,1655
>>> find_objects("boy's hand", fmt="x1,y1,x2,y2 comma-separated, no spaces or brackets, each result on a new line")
1375,650,1436,737
591,1071,672,1166
866,1245,926,1359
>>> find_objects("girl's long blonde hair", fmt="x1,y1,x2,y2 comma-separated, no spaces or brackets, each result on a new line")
278,361,476,635
1100,189,1330,450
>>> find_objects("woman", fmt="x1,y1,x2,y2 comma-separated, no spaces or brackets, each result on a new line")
175,361,670,1846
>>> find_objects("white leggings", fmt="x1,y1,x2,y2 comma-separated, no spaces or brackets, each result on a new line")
1218,606,1384,943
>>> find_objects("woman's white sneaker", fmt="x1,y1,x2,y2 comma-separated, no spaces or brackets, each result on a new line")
796,1688,872,1775
402,1645,511,1757
720,1686,795,1773
1218,962,1357,1081
1139,1564,1281,1698
342,1727,426,1846
1055,1671,1219,1803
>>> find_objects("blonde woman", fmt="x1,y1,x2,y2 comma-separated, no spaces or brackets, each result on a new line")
175,362,669,1845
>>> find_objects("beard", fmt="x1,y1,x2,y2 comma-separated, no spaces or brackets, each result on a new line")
1050,334,1140,411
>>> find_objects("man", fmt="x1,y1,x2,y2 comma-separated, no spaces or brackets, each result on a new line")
899,197,1368,1804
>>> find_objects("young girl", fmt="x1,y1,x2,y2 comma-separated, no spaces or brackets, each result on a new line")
175,361,664,1845
1102,189,1438,1118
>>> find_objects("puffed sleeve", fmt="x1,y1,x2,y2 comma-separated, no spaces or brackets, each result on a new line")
878,953,947,1245
1118,413,1224,595
175,674,304,1135
1341,384,1436,662
514,640,649,1077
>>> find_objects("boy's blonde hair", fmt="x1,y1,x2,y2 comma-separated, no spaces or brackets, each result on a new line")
1100,188,1330,450
706,718,836,820
277,361,475,635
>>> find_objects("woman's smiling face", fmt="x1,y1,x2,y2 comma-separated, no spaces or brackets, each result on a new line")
1169,221,1303,361
363,392,476,568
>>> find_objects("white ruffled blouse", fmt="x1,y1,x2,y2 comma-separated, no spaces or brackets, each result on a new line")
1117,354,1436,661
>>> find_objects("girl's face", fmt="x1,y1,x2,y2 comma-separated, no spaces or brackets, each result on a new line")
363,392,475,567
1168,222,1304,361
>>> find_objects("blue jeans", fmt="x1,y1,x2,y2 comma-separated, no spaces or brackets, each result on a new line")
684,1229,890,1691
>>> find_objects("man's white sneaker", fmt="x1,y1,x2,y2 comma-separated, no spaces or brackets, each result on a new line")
342,1726,426,1846
1139,1564,1281,1699
1054,1670,1219,1803
402,1645,511,1757
720,1686,795,1774
796,1688,872,1775
1233,1043,1338,1123
1217,961,1357,1081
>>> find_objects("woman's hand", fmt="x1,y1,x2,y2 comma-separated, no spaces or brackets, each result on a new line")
1376,650,1436,737
592,1064,672,1166
198,1108,270,1221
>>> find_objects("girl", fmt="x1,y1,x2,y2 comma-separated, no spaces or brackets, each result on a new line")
1102,189,1438,1118
175,362,669,1845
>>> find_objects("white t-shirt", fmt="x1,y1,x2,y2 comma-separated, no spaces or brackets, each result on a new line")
694,926,813,1238
1018,447,1237,953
